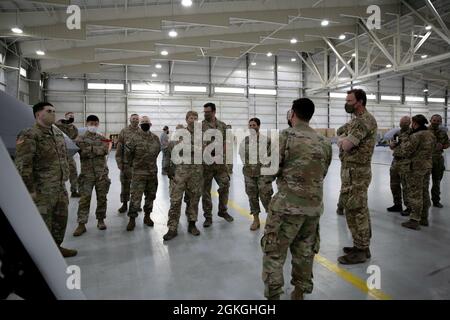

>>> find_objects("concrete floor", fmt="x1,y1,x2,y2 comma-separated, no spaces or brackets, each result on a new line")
62,146,450,300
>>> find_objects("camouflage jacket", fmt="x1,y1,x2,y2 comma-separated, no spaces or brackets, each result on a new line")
15,123,69,194
239,134,271,177
168,126,203,177
393,129,435,173
115,125,141,169
202,118,228,165
336,123,350,161
127,130,161,175
429,126,449,157
270,121,332,217
77,131,110,179
341,109,378,167
55,120,78,140
392,128,412,163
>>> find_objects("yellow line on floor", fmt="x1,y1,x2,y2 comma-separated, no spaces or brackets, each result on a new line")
212,191,392,300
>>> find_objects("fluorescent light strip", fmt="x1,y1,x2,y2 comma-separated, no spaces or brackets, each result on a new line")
330,92,347,98
174,85,207,93
405,96,424,102
428,97,445,103
20,67,27,78
215,87,245,94
88,83,124,90
249,88,277,96
381,95,401,101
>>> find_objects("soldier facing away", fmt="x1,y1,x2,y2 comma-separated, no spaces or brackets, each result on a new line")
202,102,233,227
125,116,161,231
261,98,332,300
387,116,412,215
15,102,77,257
163,111,203,241
428,114,449,208
116,114,141,213
337,88,377,265
55,111,80,197
239,118,273,231
73,115,111,236
393,114,436,230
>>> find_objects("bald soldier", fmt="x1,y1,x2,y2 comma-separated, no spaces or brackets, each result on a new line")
261,98,332,300
15,102,77,257
429,114,449,208
338,89,377,265
116,114,141,213
55,111,80,197
387,116,412,214
125,116,161,231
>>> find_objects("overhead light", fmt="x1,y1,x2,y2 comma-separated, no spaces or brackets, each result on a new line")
421,54,428,59
181,0,193,7
339,34,346,40
266,52,273,57
168,29,178,38
425,25,432,30
63,75,68,79
151,73,157,78
321,19,329,27
36,50,45,56
291,58,297,62
423,89,429,93
290,38,298,44
155,63,162,69
11,27,23,34
352,53,356,57
386,64,392,68
251,62,256,66
161,50,169,56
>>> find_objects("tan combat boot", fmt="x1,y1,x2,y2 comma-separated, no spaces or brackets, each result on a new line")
126,217,136,231
73,223,86,237
118,202,128,213
250,214,260,231
188,221,200,236
97,219,107,230
143,213,154,227
291,287,304,300
59,246,78,258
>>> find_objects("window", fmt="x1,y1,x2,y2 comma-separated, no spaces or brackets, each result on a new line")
214,87,245,94
88,83,124,90
249,88,277,96
20,67,27,78
132,83,166,92
428,97,445,103
174,85,207,93
330,92,346,98
405,96,424,102
381,95,401,101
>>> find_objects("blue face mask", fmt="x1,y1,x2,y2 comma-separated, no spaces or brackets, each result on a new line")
87,126,98,133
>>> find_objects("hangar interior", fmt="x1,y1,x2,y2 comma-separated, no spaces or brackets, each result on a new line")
1,0,449,300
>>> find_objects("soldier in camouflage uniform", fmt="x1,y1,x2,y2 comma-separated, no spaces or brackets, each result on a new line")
429,114,449,208
393,114,435,230
337,89,377,265
73,115,111,236
202,102,233,227
125,116,161,231
262,98,332,300
160,125,170,175
163,112,203,241
116,114,141,213
55,111,80,197
15,102,77,257
387,116,412,214
239,118,273,231
336,123,350,216
226,124,234,175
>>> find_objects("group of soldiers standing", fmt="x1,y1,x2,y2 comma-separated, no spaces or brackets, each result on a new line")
13,87,448,300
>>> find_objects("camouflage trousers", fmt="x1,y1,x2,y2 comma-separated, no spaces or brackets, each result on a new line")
167,166,203,231
261,209,320,298
390,159,409,207
202,164,230,218
35,184,68,246
162,148,171,174
68,156,78,193
431,155,445,204
403,170,431,222
119,165,132,203
337,165,345,211
244,175,273,215
77,174,111,224
128,173,158,218
340,165,372,249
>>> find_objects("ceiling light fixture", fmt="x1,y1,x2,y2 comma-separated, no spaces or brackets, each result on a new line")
386,64,392,68
339,34,346,40
421,54,428,59
11,27,23,34
152,73,158,78
181,0,193,7
266,52,273,57
155,63,162,69
168,29,178,38
36,50,45,56
321,19,329,27
425,25,432,31
251,62,256,66
161,50,169,56
290,38,298,44
291,58,297,62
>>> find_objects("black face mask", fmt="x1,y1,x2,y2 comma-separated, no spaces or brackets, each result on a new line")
62,117,74,124
140,123,150,132
67,117,74,124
